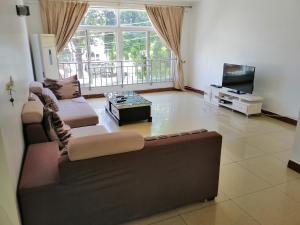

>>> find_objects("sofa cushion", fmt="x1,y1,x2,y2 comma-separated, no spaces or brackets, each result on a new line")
57,97,99,128
68,131,144,161
71,125,108,139
42,88,59,112
44,107,72,151
29,81,43,95
44,75,81,100
22,101,44,124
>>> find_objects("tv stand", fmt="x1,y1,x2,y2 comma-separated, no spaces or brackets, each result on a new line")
204,86,263,117
228,89,246,95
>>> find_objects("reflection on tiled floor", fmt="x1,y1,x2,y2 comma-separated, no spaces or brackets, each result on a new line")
88,91,298,225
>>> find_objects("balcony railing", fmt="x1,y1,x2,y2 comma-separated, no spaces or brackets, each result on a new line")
58,59,176,89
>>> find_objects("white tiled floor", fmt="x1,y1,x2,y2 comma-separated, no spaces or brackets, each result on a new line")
88,91,298,225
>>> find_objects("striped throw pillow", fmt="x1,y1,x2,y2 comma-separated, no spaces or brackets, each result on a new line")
42,88,59,111
44,75,81,100
43,107,72,151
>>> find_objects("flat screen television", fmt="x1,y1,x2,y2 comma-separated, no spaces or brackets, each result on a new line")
222,63,255,94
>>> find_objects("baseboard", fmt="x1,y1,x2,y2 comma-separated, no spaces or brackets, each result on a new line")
261,110,297,126
83,87,178,99
84,93,105,99
135,87,178,94
184,86,205,95
184,86,297,126
288,160,300,173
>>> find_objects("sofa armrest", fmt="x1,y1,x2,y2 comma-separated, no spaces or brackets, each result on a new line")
68,131,144,161
19,142,60,189
23,123,50,145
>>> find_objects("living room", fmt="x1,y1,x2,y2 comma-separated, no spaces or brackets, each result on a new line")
1,0,300,225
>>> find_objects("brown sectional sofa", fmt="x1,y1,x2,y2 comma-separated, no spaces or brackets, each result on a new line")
19,131,222,225
19,85,222,225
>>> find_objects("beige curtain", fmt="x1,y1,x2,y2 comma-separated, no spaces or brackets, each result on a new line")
40,0,88,52
146,5,185,90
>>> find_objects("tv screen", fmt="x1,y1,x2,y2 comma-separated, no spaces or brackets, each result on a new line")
222,63,255,94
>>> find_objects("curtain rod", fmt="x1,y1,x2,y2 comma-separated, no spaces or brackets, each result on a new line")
56,0,193,8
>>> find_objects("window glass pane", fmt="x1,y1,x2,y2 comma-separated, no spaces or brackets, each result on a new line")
150,32,171,59
150,32,172,81
122,31,147,60
58,30,88,82
81,8,116,26
88,31,117,61
120,10,151,27
123,31,147,82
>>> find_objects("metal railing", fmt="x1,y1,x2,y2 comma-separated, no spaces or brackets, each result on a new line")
58,59,176,89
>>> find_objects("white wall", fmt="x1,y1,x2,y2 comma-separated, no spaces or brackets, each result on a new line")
0,0,34,224
25,0,43,35
182,8,191,85
188,0,300,119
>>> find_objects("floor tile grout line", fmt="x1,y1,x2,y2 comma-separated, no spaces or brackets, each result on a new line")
174,199,230,216
220,161,274,187
235,158,299,186
145,212,180,225
231,184,300,224
221,151,267,164
239,161,273,184
229,184,289,201
177,198,263,225
230,199,263,225
178,214,189,225
271,181,300,204
225,188,268,202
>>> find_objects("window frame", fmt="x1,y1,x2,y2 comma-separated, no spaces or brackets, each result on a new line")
74,7,170,62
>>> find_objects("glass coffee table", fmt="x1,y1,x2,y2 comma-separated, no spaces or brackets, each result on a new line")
105,91,152,126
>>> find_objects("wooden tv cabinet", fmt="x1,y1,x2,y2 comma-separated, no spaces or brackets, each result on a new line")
204,86,264,117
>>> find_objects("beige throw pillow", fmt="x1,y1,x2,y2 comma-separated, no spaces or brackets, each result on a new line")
29,81,43,95
44,75,81,100
28,92,43,103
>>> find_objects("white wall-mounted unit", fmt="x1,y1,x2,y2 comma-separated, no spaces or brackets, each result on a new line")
31,34,59,81
204,86,264,117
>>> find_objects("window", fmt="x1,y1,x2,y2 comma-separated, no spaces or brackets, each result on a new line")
120,10,151,27
150,32,171,59
89,31,117,61
80,8,117,26
123,31,147,61
58,8,173,87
